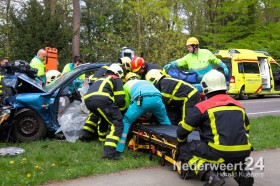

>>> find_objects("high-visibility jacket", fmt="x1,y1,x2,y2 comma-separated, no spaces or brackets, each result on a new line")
177,94,251,153
62,63,85,81
0,74,4,94
84,74,126,111
176,49,222,82
30,56,46,82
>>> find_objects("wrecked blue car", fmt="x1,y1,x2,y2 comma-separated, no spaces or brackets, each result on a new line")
0,63,105,142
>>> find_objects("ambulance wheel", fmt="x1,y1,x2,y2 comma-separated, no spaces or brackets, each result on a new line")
12,110,47,142
239,86,249,100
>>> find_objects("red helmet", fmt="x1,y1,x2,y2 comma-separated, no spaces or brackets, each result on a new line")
131,56,145,72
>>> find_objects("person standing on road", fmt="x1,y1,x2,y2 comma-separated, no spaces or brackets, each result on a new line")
177,69,253,186
164,37,228,82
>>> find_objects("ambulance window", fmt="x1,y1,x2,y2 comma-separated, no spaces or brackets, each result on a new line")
243,62,259,74
238,63,244,73
271,63,280,73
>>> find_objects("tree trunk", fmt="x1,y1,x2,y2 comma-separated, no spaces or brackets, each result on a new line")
72,0,81,57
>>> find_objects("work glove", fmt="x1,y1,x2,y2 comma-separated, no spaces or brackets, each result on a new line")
218,61,229,75
164,61,177,70
223,67,229,75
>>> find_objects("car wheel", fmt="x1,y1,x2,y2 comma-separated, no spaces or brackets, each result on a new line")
12,110,47,142
238,86,249,100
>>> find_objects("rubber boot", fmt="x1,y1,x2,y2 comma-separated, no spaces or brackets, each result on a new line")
204,171,225,186
234,170,254,186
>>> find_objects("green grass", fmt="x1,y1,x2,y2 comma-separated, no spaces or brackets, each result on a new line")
249,115,280,150
0,115,279,185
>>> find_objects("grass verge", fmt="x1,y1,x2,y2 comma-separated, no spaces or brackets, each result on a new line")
0,115,279,185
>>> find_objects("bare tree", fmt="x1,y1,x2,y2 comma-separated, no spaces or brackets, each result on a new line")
72,0,81,57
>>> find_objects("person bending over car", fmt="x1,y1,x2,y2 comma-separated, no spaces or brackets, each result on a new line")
80,64,126,160
177,69,254,186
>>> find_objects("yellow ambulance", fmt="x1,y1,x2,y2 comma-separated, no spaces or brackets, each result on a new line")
215,49,280,99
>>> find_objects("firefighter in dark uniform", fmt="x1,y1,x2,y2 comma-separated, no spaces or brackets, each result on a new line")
130,56,162,80
145,69,200,126
80,63,126,160
81,58,131,143
177,69,254,186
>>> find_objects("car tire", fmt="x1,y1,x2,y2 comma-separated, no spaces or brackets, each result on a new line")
238,86,249,100
12,110,47,142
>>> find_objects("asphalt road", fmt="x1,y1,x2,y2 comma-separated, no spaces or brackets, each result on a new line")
239,96,280,117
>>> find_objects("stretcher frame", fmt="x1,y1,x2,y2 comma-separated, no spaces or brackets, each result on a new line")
128,122,200,176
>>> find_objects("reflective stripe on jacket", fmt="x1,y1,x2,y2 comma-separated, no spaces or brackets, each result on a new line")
177,94,251,152
84,75,125,110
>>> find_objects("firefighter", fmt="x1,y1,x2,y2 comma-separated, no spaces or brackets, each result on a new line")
130,56,162,79
177,69,253,186
30,49,47,84
116,75,171,153
80,63,126,160
145,69,200,126
81,62,127,144
164,37,228,82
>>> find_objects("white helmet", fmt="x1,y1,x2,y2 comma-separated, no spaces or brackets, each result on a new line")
201,69,227,95
46,70,61,84
108,63,124,79
145,69,163,85
119,57,132,72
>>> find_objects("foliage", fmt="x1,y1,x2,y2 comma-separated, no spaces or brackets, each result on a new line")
8,0,72,69
1,0,280,66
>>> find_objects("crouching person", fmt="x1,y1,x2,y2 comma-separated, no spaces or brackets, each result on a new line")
80,64,126,160
116,72,171,153
177,69,254,186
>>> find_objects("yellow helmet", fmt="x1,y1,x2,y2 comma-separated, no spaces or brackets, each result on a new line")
201,69,227,95
125,72,140,81
186,37,199,46
145,69,163,85
119,57,132,72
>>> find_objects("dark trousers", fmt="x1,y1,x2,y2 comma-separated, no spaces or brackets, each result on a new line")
179,140,250,180
85,98,124,156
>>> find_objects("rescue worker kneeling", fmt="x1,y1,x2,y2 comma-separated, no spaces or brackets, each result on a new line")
116,72,171,153
145,69,200,126
177,69,254,186
80,63,126,160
